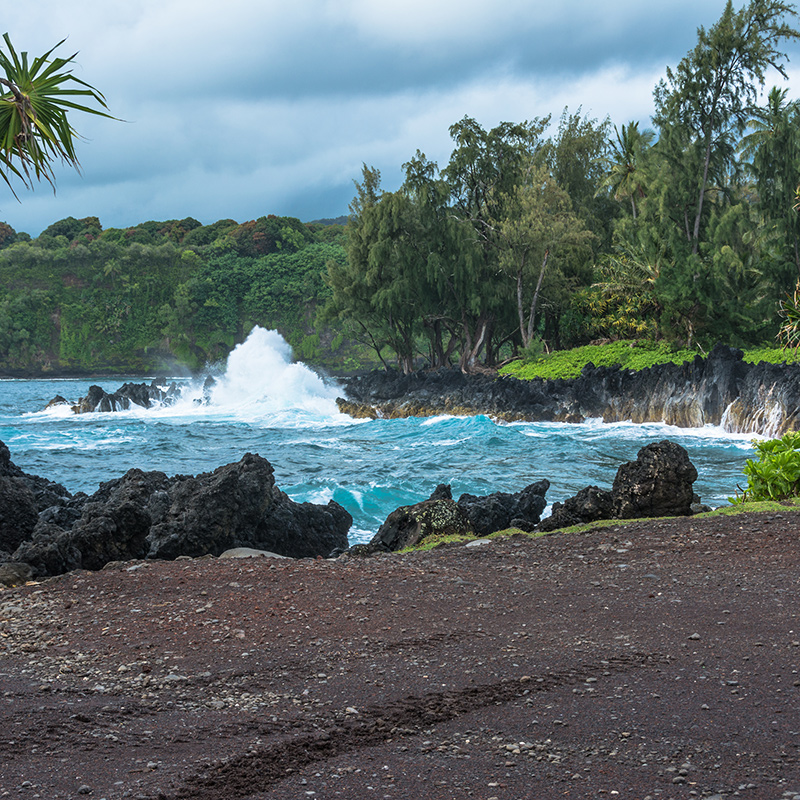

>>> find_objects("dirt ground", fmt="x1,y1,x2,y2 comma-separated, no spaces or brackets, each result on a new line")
2,510,800,800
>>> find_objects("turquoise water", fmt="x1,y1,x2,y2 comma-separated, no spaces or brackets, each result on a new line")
0,329,756,544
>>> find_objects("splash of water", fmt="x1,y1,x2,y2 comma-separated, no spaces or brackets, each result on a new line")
199,327,341,418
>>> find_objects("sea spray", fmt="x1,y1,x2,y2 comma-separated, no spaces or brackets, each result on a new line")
206,327,340,416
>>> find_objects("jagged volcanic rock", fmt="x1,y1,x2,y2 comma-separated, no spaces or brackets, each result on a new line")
0,441,73,558
456,479,550,535
539,485,614,532
52,380,184,414
4,444,352,576
611,440,698,519
540,440,698,532
364,479,551,553
339,345,800,436
366,499,474,553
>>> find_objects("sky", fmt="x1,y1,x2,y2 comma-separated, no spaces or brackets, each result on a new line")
2,0,799,237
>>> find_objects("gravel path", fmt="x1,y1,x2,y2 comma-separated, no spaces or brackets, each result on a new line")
2,511,800,799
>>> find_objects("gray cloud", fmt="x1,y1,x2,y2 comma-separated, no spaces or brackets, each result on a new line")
2,1,797,235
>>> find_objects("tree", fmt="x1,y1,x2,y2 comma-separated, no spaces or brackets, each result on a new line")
496,164,594,347
324,165,429,373
444,115,549,370
0,33,112,196
739,86,800,284
653,0,799,255
541,108,616,254
598,121,656,220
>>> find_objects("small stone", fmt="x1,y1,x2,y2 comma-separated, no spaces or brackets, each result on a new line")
688,633,701,640
77,786,92,795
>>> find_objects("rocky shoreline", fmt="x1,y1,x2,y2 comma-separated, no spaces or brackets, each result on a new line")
44,344,800,438
0,442,352,583
1,432,709,585
339,344,800,436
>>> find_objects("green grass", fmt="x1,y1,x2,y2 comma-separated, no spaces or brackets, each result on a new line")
499,341,800,381
741,346,800,366
499,340,699,380
398,528,548,553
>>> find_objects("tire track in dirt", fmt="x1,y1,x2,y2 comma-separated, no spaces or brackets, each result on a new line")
171,650,669,800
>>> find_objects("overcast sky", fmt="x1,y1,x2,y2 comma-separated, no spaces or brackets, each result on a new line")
3,1,799,236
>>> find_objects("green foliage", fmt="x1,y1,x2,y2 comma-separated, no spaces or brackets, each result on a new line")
0,214,351,373
499,340,700,380
742,344,800,364
731,431,800,503
500,340,800,381
778,280,800,351
0,33,114,194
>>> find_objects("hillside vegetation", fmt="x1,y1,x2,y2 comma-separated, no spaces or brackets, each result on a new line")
0,215,358,374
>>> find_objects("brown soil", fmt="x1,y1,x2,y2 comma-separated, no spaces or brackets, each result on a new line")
2,511,800,800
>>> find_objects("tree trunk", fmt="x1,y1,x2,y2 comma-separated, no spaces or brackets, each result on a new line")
516,267,526,346
357,320,389,371
691,138,713,255
426,317,458,368
525,249,549,345
459,315,490,374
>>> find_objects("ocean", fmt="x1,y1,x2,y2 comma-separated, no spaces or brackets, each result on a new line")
0,328,757,544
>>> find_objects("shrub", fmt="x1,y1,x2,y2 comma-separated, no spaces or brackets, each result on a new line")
731,432,800,503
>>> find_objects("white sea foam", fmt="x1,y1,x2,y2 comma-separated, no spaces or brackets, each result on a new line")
203,328,339,416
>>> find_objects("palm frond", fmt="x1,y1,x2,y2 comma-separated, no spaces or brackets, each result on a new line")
0,32,115,193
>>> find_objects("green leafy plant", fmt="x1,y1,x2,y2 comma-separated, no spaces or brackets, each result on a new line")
742,345,800,365
731,431,800,503
778,280,800,352
0,33,114,194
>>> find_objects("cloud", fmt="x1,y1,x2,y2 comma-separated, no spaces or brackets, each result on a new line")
1,0,798,235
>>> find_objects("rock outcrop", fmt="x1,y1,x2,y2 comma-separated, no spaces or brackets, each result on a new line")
367,499,474,553
456,479,550,535
339,345,800,436
3,444,352,576
363,479,551,553
611,440,698,519
46,381,184,414
538,485,614,532
540,440,699,532
0,441,73,559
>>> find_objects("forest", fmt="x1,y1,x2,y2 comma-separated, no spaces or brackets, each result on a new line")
0,215,349,374
1,0,800,376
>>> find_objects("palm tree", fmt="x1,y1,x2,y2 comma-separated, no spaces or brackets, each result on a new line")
598,121,655,219
0,33,113,196
739,86,800,277
738,86,798,164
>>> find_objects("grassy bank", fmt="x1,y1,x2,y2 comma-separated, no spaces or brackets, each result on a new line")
499,341,800,381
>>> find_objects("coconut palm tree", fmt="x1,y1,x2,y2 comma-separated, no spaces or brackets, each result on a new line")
739,86,800,278
0,33,113,196
598,121,655,220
